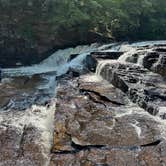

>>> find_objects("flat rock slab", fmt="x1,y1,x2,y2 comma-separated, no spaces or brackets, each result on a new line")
78,75,129,106
51,75,166,165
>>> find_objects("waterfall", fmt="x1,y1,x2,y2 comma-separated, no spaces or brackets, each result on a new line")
95,41,166,121
95,43,133,76
1,40,166,87
2,43,98,77
118,48,136,63
96,40,166,77
131,40,166,47
96,60,116,76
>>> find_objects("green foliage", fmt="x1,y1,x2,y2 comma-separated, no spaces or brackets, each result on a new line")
0,0,166,42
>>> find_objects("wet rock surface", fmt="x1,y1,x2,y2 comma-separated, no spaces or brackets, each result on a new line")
1,42,166,165
125,45,166,77
50,43,166,165
99,62,166,116
0,74,55,111
51,74,166,165
96,44,166,119
50,142,166,166
0,102,55,166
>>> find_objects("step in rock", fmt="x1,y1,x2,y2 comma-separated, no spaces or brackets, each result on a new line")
51,75,165,165
91,51,124,59
98,62,166,117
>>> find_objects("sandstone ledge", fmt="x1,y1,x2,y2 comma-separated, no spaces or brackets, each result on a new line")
51,74,166,165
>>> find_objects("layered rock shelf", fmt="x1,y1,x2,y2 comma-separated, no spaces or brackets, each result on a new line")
0,42,166,165
50,43,166,165
50,74,166,165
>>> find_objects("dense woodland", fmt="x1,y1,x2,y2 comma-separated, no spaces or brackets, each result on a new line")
0,0,166,41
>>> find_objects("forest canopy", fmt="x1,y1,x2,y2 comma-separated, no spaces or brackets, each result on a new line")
0,0,166,43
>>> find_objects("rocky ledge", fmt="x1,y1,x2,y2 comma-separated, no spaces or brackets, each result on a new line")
50,43,166,165
50,74,166,165
0,42,166,166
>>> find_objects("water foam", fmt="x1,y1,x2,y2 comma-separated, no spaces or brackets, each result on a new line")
131,40,166,47
2,44,98,77
130,120,142,138
0,100,56,165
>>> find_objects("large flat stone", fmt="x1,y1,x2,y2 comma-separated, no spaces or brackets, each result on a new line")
51,75,164,165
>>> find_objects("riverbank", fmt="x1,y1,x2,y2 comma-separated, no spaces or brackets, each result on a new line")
0,41,166,165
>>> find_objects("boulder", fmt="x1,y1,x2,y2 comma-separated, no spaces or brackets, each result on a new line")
83,54,98,72
67,54,79,62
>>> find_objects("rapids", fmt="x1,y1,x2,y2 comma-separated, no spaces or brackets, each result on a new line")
0,40,166,165
0,43,98,111
1,40,166,112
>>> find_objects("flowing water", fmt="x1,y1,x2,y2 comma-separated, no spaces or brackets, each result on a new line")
96,40,166,75
1,40,165,111
2,44,98,77
0,43,99,165
0,40,166,164
0,43,98,111
95,40,166,142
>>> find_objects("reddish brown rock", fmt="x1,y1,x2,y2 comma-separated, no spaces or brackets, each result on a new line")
51,75,165,165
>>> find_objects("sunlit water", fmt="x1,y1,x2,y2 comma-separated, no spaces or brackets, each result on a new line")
0,40,166,163
0,43,99,111
1,40,166,112
2,44,98,77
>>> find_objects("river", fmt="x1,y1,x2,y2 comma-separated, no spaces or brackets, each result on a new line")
0,40,166,165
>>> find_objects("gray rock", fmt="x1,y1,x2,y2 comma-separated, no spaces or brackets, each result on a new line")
99,62,166,116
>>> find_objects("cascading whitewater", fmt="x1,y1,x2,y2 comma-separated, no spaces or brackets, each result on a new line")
2,43,98,77
0,41,166,165
0,43,99,112
0,43,99,165
96,40,166,77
